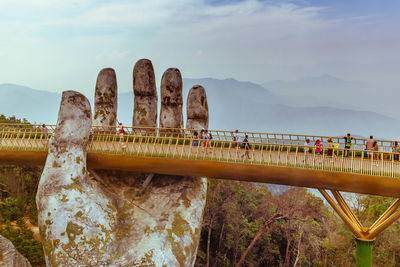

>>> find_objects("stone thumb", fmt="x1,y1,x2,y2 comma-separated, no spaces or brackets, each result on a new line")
37,90,91,198
35,91,99,265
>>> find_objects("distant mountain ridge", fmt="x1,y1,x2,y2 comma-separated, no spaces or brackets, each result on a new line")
262,74,362,94
262,74,400,120
0,83,60,124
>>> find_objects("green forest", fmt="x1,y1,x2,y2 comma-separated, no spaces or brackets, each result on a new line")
1,116,400,266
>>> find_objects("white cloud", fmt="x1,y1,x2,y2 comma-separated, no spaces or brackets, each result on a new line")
0,0,398,95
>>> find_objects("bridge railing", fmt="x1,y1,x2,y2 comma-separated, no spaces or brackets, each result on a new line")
1,124,400,178
86,125,398,152
0,123,397,152
86,129,400,178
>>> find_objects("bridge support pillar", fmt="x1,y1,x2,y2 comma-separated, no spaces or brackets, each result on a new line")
318,189,400,267
355,238,373,267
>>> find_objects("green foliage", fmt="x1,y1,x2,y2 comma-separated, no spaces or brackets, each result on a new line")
0,114,30,124
359,195,393,223
195,180,361,267
0,197,23,221
0,116,43,266
0,220,45,266
0,165,44,266
0,164,41,225
28,198,39,226
353,194,400,266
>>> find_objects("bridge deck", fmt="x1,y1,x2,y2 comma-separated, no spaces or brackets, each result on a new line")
2,125,400,198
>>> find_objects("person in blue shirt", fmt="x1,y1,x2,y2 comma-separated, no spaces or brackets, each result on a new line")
193,131,199,147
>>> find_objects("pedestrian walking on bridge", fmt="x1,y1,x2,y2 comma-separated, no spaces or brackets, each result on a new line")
233,129,240,148
242,135,251,160
392,141,400,161
193,131,199,147
327,138,333,157
366,136,375,160
42,124,48,145
315,139,323,155
343,133,352,157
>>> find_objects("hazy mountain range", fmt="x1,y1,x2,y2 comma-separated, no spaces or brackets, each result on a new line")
262,74,399,119
1,76,398,195
1,75,399,139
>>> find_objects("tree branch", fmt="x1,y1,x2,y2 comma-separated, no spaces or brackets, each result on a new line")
235,213,288,267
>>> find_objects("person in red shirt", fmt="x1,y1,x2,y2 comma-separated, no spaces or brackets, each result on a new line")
118,122,124,142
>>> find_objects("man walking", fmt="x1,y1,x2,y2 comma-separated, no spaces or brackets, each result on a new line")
242,135,251,160
343,133,352,156
366,136,375,160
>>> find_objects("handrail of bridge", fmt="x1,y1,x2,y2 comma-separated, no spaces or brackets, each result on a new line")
0,123,399,152
1,124,400,179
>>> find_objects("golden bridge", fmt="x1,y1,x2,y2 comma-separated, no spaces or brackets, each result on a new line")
1,123,400,263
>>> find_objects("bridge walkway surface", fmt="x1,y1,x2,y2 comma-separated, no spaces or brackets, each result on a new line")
2,124,400,198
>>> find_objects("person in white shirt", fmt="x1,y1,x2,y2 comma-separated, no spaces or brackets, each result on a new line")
233,129,240,147
304,139,311,154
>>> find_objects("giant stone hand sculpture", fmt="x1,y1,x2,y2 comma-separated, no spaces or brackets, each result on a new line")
36,59,209,266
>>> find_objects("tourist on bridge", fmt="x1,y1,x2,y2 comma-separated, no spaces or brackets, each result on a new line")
233,129,240,148
392,141,400,161
200,129,205,147
242,135,251,160
118,122,125,142
332,140,339,157
304,139,311,154
343,133,352,157
366,136,375,160
192,131,199,147
204,130,210,152
207,131,213,148
42,124,48,145
315,139,323,155
303,139,311,163
208,131,213,141
373,141,379,161
204,130,209,147
327,138,334,157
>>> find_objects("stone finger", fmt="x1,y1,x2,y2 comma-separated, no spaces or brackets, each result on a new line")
186,85,209,130
93,68,118,127
132,59,158,128
160,68,183,131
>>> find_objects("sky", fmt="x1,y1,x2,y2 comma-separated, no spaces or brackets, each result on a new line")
0,0,399,94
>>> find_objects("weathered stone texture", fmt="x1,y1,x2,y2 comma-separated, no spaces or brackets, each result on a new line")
133,59,158,127
0,235,32,267
90,171,207,266
160,68,183,129
93,68,118,126
186,85,209,130
36,64,210,266
36,91,117,266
